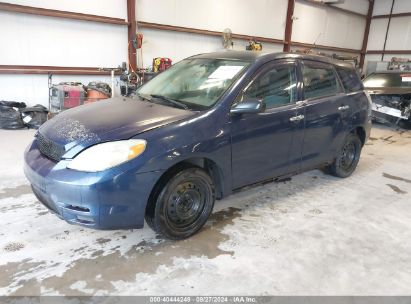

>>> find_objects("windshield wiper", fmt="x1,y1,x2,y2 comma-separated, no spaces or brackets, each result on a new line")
150,94,189,110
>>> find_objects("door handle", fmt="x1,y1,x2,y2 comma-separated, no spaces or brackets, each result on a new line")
338,105,350,111
289,115,304,122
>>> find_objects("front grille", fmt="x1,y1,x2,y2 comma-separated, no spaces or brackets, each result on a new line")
37,132,65,161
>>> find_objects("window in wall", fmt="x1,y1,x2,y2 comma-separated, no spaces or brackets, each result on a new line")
302,63,340,99
238,64,297,109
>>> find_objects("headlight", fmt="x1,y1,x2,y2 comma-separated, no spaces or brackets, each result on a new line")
67,139,146,172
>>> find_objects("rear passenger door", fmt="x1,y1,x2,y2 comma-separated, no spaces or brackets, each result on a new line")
299,60,349,170
335,66,368,131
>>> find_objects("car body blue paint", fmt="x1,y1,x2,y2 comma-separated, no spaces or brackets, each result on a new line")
24,51,371,229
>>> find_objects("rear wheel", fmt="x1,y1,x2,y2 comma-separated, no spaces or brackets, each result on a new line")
329,133,362,178
145,166,215,240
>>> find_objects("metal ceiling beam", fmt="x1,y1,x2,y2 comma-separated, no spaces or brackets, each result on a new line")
367,50,411,55
0,2,128,25
138,21,286,45
373,12,411,19
0,65,121,75
283,0,295,52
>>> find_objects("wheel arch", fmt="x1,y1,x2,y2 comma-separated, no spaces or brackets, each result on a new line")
351,126,366,146
145,157,225,217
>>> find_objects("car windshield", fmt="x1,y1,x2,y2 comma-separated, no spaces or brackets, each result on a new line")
363,73,411,88
137,58,250,110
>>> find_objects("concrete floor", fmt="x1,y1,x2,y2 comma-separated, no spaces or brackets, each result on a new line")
1,125,411,296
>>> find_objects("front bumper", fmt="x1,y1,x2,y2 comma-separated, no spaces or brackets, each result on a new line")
24,140,163,229
372,104,408,120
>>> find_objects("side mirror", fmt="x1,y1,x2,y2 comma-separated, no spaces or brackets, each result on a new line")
230,99,266,115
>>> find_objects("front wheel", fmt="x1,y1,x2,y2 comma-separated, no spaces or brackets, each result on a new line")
398,118,411,130
145,166,215,240
329,133,362,178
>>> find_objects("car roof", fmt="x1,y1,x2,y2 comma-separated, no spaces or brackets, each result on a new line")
189,50,354,69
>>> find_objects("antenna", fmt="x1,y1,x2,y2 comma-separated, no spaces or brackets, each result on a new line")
305,32,322,54
313,32,322,47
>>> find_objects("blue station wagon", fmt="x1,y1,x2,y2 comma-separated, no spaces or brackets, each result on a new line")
24,51,372,239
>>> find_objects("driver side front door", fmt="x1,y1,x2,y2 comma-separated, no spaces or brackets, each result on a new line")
230,60,305,189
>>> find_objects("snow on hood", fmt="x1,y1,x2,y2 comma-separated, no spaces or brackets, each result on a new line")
39,97,196,154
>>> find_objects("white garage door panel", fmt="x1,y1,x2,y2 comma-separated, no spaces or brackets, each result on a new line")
0,12,128,67
137,0,287,40
386,17,411,50
373,0,393,16
4,0,127,19
323,13,365,50
393,0,411,14
292,2,364,50
140,29,222,65
292,3,327,46
370,0,411,16
140,29,283,65
0,75,47,107
365,54,383,63
333,0,369,15
367,18,389,50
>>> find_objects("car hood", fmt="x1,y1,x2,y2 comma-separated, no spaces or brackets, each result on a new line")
39,97,197,154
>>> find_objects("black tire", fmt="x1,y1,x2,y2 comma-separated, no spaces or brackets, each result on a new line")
398,118,411,130
145,166,215,240
329,133,362,178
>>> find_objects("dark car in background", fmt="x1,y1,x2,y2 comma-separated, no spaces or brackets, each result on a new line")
24,51,371,239
364,71,411,127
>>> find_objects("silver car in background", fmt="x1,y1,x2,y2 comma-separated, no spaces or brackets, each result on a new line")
364,71,411,128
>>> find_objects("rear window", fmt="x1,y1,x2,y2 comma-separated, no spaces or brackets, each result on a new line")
302,63,340,99
363,73,411,88
336,67,363,92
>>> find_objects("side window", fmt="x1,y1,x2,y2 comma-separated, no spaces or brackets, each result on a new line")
238,64,297,109
302,63,340,100
336,67,364,92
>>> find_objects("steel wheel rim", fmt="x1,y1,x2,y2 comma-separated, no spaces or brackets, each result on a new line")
166,179,207,229
340,141,356,171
